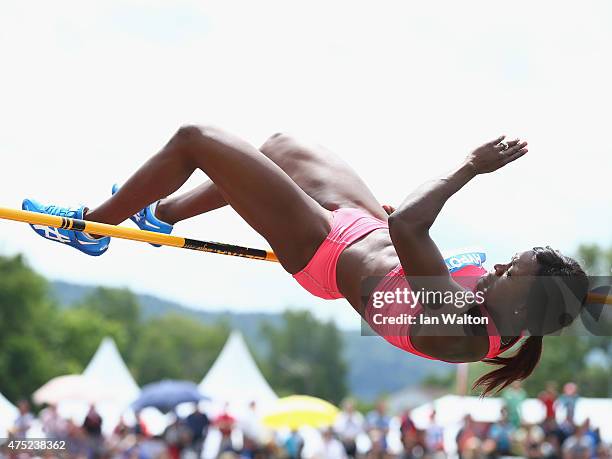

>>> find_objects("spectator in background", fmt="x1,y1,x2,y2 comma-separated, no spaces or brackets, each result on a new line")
82,405,104,459
13,399,34,439
112,416,129,438
562,422,594,459
456,415,480,459
163,415,191,459
539,382,558,421
216,404,237,454
319,428,348,459
134,435,168,459
580,419,601,458
502,381,527,428
40,403,67,439
424,410,445,458
558,383,579,423
595,444,611,459
185,403,210,457
540,431,562,459
334,398,365,458
284,429,304,459
523,425,546,459
241,435,261,459
487,407,514,457
366,400,390,454
399,409,417,439
133,411,150,437
558,419,577,449
241,401,264,445
82,405,103,437
399,409,419,459
542,417,567,457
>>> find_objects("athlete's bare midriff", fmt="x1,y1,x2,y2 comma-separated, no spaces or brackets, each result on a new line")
336,229,400,315
337,228,493,362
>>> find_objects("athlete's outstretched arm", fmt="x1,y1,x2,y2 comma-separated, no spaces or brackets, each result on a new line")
388,136,528,306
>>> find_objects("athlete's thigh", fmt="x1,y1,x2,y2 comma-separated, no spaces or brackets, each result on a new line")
260,133,388,220
185,125,331,273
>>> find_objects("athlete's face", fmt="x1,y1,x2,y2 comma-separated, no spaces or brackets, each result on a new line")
477,250,540,320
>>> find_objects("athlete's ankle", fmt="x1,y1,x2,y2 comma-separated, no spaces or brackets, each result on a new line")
83,207,100,224
81,208,104,239
154,199,177,225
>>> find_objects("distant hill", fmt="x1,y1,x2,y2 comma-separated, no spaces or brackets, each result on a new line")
50,280,453,400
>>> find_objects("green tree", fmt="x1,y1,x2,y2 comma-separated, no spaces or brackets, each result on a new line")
421,370,455,391
56,307,127,372
0,255,62,401
260,310,348,403
78,287,141,326
131,315,228,384
0,255,138,402
576,243,612,275
0,335,59,401
0,255,51,343
77,286,141,359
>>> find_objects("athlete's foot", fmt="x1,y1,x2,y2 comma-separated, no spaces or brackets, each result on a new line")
21,199,110,256
111,184,173,246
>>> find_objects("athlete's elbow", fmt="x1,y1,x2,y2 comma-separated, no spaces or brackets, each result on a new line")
388,211,430,238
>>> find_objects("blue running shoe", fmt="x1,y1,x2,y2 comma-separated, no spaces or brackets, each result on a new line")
111,184,173,247
22,199,110,256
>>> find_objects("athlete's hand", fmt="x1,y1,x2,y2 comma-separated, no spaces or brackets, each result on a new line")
466,136,528,175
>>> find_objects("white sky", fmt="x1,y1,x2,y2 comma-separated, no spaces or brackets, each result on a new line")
1,0,610,330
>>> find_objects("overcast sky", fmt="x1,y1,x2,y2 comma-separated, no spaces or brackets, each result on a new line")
1,0,610,329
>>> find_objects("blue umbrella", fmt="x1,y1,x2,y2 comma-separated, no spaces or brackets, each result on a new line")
131,380,207,413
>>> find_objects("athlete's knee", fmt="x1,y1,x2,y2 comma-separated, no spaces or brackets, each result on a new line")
166,124,219,170
174,124,214,143
172,124,226,156
166,125,200,165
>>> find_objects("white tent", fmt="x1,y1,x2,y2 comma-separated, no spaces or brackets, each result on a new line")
0,391,18,437
199,330,277,411
57,337,140,434
34,374,119,405
83,337,140,404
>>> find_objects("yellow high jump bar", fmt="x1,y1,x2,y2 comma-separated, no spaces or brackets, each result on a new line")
587,292,612,305
0,207,279,263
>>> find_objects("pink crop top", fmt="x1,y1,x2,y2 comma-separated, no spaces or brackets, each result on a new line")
364,262,513,362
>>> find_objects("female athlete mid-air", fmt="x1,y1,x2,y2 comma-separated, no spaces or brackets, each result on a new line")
24,126,589,395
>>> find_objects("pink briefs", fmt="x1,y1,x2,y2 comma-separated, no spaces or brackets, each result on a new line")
292,208,388,300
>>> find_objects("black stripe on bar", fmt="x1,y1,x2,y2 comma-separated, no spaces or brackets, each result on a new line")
72,219,87,232
183,238,269,259
60,217,70,229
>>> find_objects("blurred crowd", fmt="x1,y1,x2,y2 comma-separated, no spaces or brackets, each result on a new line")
448,382,609,459
1,382,610,459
